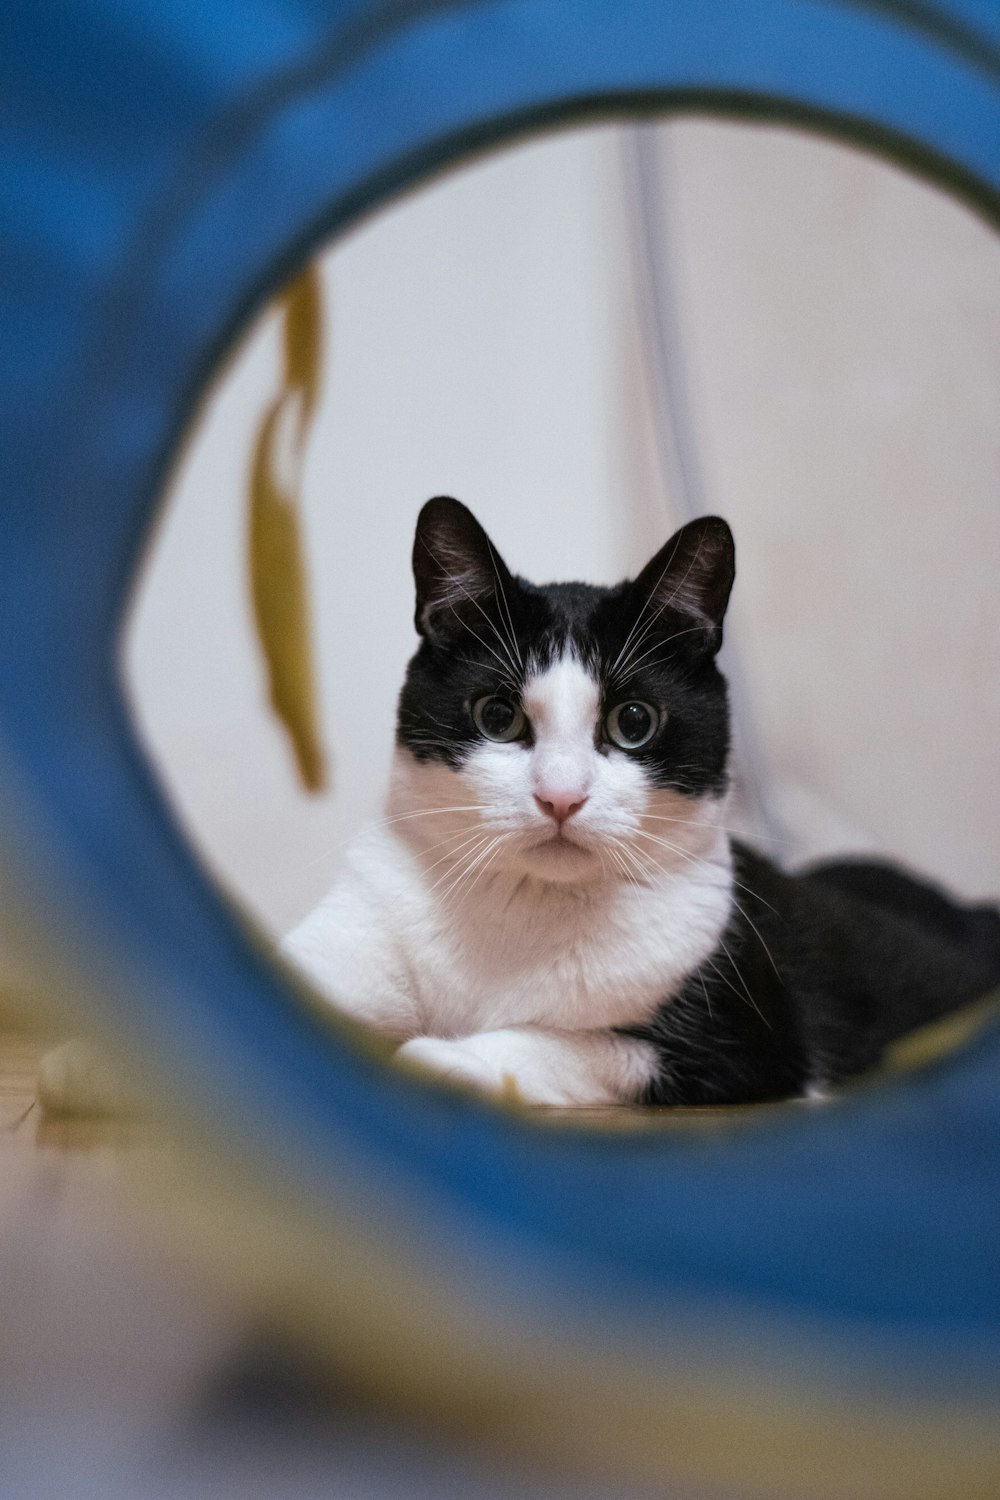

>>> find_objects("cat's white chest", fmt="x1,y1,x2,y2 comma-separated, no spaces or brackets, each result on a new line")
410,873,727,1033
291,824,733,1038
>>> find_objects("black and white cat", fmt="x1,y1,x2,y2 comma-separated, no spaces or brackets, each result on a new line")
283,497,1000,1107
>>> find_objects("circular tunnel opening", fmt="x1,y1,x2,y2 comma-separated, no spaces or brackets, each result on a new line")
122,112,1000,1126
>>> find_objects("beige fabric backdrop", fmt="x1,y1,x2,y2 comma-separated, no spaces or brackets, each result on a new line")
124,118,1000,937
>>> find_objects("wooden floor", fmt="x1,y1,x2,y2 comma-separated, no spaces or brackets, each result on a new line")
0,1021,674,1500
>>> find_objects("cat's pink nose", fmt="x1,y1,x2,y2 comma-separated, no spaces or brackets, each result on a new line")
534,792,588,825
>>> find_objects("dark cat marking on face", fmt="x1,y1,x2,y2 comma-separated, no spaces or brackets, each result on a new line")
402,496,733,796
285,497,1000,1108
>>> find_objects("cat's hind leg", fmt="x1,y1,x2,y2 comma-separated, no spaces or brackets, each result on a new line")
806,857,1000,969
395,1027,657,1107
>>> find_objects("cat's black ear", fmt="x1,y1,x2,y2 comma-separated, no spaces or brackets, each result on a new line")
629,516,735,654
412,496,516,639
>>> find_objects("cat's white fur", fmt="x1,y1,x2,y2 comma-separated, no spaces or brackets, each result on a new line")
283,655,733,1106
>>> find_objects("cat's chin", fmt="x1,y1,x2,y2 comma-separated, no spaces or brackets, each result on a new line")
515,834,601,884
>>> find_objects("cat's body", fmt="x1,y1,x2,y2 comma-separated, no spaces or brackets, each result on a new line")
283,498,1000,1107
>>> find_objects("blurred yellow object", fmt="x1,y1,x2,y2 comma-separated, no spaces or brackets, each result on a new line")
248,266,327,792
885,986,1000,1075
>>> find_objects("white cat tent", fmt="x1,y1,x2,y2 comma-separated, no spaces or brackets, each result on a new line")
4,3,1000,1494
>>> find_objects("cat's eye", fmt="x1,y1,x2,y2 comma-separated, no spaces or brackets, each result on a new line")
472,695,527,742
606,701,659,750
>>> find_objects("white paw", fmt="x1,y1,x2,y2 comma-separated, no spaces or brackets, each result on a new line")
396,1035,525,1100
394,1031,608,1107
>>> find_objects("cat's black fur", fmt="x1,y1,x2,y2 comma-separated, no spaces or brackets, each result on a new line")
399,496,1000,1105
623,845,1000,1103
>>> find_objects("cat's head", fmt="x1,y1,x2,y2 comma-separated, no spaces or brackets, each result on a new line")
393,497,734,886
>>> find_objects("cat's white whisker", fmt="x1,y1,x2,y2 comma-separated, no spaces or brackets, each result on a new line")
727,894,783,982
611,538,706,681
603,841,643,893
418,535,523,682
721,874,779,914
631,827,779,916
714,935,772,1030
487,539,523,673
610,855,642,894
701,955,753,1015
642,812,792,846
454,836,507,904
437,834,505,905
614,625,715,682
292,804,492,873
607,835,659,888
424,833,496,900
455,652,515,682
698,971,715,1024
630,827,713,864
617,616,703,678
417,826,499,876
607,532,685,679
370,804,491,828
455,616,521,684
605,840,644,894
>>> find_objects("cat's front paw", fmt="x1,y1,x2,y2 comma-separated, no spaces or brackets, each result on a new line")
396,1035,527,1101
397,1029,610,1105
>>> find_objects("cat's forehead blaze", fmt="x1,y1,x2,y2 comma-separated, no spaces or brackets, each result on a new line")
521,654,601,742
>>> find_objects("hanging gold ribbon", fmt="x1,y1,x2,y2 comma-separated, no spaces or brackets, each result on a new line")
248,265,327,792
